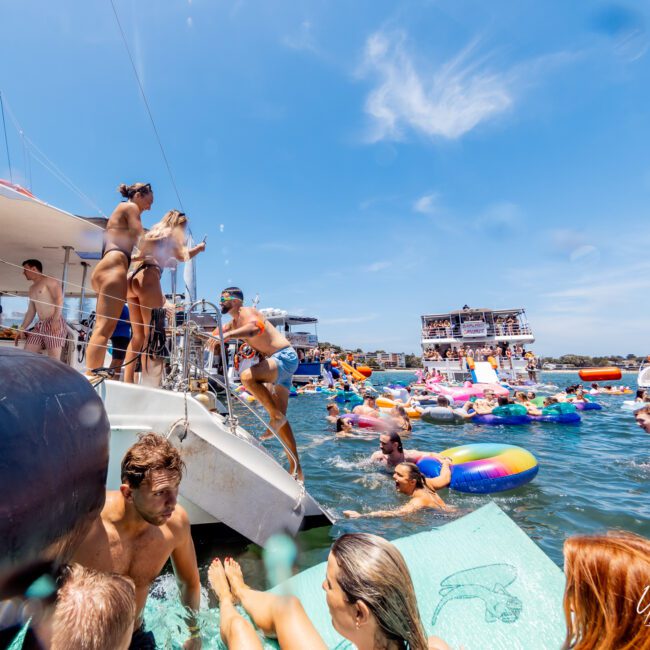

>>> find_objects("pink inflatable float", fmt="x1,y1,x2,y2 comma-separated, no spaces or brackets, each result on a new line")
425,380,509,403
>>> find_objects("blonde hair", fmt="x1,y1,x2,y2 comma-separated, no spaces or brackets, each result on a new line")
51,564,136,650
331,533,429,650
140,210,189,261
563,531,650,650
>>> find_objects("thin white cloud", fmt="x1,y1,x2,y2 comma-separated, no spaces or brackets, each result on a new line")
360,31,514,141
282,20,318,54
187,16,193,28
413,192,439,215
363,261,392,272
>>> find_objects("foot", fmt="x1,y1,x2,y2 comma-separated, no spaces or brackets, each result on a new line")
223,557,248,603
260,415,287,441
208,558,233,603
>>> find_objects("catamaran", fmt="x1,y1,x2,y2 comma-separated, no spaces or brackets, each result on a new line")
0,180,332,545
421,306,536,382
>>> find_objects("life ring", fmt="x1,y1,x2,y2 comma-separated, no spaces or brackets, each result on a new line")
376,397,421,419
473,403,530,425
239,343,256,359
417,443,538,494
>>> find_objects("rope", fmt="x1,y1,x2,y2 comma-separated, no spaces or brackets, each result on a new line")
0,91,13,183
109,0,184,212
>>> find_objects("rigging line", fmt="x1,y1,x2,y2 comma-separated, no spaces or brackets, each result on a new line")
23,137,106,216
0,91,14,183
1,93,105,216
109,0,185,212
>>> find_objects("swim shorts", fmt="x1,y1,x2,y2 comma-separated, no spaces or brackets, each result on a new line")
269,346,299,390
110,335,131,362
25,315,67,350
129,623,157,650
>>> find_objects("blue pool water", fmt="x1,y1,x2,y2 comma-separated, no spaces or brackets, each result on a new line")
148,371,650,646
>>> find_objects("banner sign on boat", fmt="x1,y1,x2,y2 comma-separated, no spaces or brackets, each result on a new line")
287,332,318,348
461,321,487,337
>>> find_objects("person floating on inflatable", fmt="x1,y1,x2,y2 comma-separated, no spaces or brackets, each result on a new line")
343,462,455,519
370,432,452,489
207,287,303,480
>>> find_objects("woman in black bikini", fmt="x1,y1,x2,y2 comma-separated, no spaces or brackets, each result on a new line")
124,210,205,385
86,182,153,375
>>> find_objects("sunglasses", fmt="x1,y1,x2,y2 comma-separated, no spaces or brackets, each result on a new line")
137,183,153,194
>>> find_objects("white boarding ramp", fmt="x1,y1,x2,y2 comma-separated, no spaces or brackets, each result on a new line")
474,361,499,384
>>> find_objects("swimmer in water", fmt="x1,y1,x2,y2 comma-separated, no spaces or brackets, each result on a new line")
335,418,368,438
344,462,454,518
370,432,452,489
635,404,650,433
326,403,340,424
353,393,381,418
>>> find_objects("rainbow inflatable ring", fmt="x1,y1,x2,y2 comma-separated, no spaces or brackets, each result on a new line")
417,443,538,494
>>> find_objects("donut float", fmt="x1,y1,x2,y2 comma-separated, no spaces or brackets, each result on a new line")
417,443,539,494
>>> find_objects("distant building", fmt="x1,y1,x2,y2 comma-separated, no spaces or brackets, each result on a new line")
375,352,406,369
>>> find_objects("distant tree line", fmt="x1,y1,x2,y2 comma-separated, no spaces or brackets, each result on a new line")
541,354,645,368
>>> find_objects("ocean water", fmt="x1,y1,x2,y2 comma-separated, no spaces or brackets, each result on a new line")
146,371,650,647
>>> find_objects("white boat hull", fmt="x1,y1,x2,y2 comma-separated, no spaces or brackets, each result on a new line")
95,380,331,545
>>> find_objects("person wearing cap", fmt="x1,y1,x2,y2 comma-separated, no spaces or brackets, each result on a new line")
207,287,303,480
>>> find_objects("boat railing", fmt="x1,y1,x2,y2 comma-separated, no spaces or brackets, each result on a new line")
422,356,533,371
168,300,299,479
421,323,533,340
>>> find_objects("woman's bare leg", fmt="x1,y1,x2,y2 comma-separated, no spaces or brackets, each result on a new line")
124,296,144,384
224,558,326,650
207,559,262,650
132,269,165,387
86,267,127,374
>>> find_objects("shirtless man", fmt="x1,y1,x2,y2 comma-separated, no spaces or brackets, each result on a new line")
207,287,302,479
15,259,67,359
353,393,380,418
370,432,452,489
326,403,340,424
73,433,201,650
344,462,454,518
472,389,498,414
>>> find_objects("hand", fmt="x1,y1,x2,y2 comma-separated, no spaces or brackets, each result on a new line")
343,510,361,519
195,241,206,253
14,330,25,345
164,301,176,321
206,334,221,353
183,635,202,650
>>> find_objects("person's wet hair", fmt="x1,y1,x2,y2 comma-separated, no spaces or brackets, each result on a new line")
335,418,347,432
386,431,403,452
497,396,510,406
436,395,450,407
121,432,185,489
396,462,429,491
21,258,43,273
331,534,429,650
326,404,337,412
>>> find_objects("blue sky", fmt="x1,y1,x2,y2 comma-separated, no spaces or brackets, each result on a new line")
2,1,650,355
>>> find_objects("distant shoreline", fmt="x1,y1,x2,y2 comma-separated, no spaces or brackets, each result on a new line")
541,369,638,374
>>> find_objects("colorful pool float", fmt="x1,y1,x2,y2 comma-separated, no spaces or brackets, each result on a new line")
341,413,390,430
417,443,539,494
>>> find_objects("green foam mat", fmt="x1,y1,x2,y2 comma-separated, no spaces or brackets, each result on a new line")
270,503,566,649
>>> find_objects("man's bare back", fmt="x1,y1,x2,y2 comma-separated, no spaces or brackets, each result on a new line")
226,306,290,357
73,491,193,622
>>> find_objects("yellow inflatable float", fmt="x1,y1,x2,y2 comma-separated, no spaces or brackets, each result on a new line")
376,397,421,419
